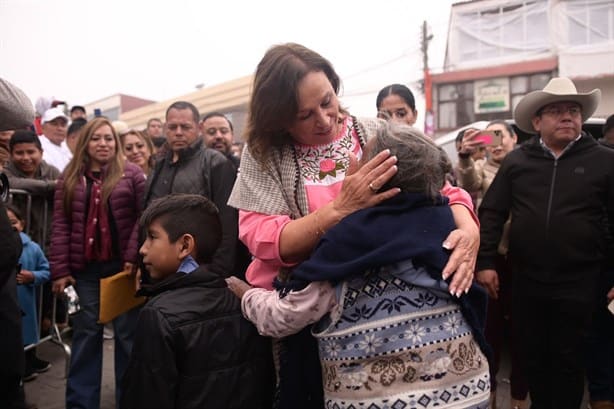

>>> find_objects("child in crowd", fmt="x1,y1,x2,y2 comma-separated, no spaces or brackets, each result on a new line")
120,194,274,409
6,204,51,381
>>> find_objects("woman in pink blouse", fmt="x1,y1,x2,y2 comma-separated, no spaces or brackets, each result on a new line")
228,43,479,408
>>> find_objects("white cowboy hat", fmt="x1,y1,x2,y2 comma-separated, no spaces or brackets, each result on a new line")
513,77,601,134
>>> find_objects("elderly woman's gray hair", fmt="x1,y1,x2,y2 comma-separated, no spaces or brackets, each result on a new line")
365,124,452,199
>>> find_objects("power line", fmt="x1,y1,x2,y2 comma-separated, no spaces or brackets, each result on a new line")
342,48,422,81
342,79,423,98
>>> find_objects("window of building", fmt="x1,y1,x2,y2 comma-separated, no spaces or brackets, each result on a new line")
565,0,614,46
436,71,555,130
450,0,549,65
437,82,474,130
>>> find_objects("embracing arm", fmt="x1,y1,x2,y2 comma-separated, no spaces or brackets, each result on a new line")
239,281,337,338
438,182,480,296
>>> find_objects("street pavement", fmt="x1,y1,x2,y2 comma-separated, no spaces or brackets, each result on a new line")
24,331,116,409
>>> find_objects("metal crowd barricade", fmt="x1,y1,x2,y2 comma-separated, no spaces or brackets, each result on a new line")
9,188,72,377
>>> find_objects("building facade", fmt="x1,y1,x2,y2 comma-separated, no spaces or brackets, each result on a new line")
431,0,614,136
83,94,155,121
119,75,252,141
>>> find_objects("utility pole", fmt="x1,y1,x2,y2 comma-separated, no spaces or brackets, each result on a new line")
421,20,435,137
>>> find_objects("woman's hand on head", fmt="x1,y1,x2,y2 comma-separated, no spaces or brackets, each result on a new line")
441,227,479,297
225,276,252,299
52,275,76,296
332,150,400,217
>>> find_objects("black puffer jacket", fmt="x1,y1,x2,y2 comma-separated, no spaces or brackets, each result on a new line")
120,266,274,409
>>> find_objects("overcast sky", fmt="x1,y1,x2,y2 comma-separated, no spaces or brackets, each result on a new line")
0,0,457,125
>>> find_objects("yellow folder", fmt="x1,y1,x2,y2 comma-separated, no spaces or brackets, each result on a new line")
98,270,146,324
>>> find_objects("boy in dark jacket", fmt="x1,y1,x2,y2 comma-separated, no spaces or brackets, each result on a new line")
120,194,274,409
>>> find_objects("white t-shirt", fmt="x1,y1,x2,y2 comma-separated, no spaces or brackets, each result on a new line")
39,134,72,172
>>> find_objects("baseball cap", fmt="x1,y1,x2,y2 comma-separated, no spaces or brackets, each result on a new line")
42,107,69,124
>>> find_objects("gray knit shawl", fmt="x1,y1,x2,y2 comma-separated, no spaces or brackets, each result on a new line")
228,117,386,219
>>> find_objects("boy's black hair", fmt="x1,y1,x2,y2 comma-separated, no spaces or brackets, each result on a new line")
140,194,221,264
68,117,87,135
9,129,42,152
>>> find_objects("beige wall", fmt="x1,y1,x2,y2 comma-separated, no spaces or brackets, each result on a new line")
120,75,253,133
574,77,614,118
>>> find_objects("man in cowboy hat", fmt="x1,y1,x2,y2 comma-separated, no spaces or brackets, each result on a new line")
476,77,614,409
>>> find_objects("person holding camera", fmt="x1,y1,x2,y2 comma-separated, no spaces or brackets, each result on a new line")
457,120,526,408
456,121,517,209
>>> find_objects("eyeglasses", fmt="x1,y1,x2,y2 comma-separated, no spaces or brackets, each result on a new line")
540,106,582,118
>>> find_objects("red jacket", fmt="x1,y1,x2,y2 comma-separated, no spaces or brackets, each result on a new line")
50,162,146,279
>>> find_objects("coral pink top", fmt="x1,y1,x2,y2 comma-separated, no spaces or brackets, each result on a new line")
239,118,476,289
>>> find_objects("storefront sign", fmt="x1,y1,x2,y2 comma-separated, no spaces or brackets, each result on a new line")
474,78,509,113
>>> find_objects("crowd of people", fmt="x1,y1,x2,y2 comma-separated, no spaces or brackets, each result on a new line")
0,41,613,409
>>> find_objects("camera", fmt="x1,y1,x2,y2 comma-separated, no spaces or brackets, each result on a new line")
0,172,9,202
64,285,81,315
474,130,503,146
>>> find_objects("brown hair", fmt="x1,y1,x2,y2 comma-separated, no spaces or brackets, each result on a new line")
246,43,342,166
61,117,125,215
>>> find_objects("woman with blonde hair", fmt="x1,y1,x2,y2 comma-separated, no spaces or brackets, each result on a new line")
119,129,155,177
49,117,146,409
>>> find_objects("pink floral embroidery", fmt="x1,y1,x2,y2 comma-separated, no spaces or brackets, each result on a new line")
318,159,345,179
320,159,336,173
295,117,358,184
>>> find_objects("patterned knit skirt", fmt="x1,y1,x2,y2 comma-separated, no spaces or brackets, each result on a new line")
313,268,490,409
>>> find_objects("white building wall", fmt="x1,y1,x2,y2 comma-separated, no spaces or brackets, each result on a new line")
446,0,614,78
575,77,614,118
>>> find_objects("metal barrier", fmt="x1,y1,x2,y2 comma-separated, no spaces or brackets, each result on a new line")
8,188,72,378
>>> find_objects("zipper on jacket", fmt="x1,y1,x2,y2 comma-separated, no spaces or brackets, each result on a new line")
545,159,558,235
